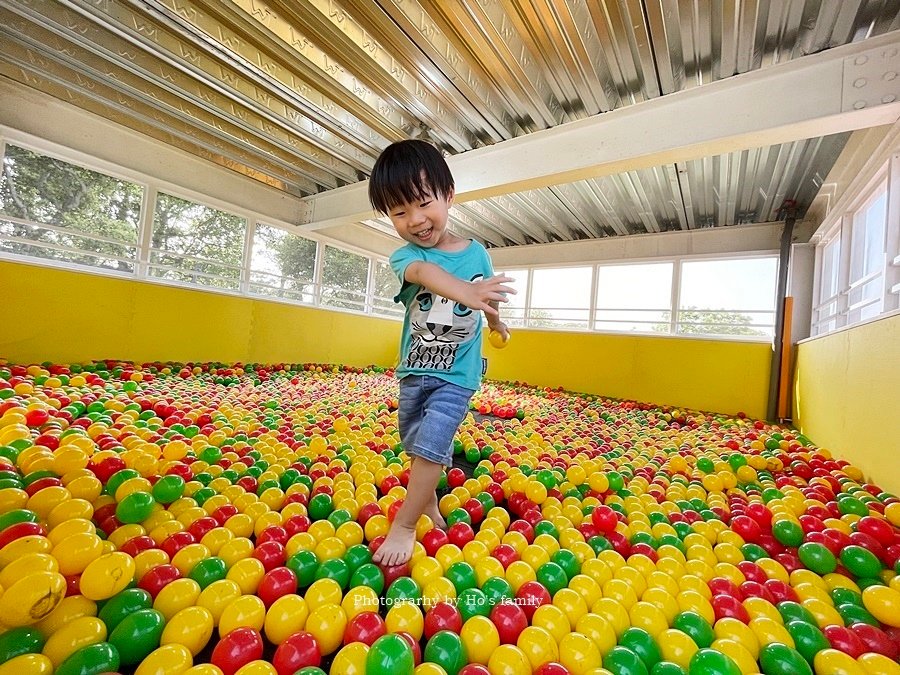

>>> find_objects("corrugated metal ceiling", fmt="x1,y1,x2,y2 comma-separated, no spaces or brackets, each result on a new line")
1,0,898,247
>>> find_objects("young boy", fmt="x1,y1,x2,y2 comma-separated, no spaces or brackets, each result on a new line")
368,139,513,566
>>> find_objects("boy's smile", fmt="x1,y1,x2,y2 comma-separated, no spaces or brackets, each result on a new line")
412,224,434,243
388,188,462,250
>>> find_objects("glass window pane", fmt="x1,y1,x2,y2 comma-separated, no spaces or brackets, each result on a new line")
851,187,887,282
678,258,777,337
819,300,838,320
848,277,883,311
249,224,316,302
530,267,592,329
860,302,881,321
820,237,840,301
372,260,403,317
865,191,886,274
150,193,245,290
0,220,136,272
0,144,141,272
496,268,527,327
321,245,368,311
595,316,672,332
596,263,673,332
851,212,865,281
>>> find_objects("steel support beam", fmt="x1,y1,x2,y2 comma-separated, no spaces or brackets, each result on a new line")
300,31,900,231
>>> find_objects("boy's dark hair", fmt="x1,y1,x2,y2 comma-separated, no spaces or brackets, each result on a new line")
368,140,454,215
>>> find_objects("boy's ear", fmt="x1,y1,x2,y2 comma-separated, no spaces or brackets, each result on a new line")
446,188,455,206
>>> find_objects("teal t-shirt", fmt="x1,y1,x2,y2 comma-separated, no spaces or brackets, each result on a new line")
390,240,495,391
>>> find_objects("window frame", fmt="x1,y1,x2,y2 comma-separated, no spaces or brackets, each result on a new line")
811,161,899,337
812,227,844,335
494,268,530,328
319,244,372,314
526,264,595,331
147,190,249,292
247,222,320,305
0,129,403,319
593,259,675,334
0,137,148,277
674,254,780,339
887,153,900,313
0,128,794,340
846,181,888,324
370,258,404,319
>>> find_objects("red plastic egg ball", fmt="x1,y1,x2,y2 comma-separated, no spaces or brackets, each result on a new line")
515,581,551,621
850,623,899,660
535,665,571,675
422,528,450,557
212,627,265,675
712,594,751,623
138,564,182,599
257,567,298,607
491,544,519,569
591,505,619,534
824,625,867,658
273,631,321,675
396,631,422,665
252,541,286,572
447,468,466,488
447,523,475,548
379,562,410,589
424,602,463,638
343,611,387,646
490,600,528,644
459,666,491,675
508,520,535,543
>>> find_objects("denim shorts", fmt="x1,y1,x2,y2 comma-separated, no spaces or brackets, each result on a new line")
398,375,475,467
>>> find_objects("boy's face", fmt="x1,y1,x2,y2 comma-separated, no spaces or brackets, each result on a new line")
387,186,454,249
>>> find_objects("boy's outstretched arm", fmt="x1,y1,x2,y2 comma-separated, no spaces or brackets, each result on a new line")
486,300,509,340
405,261,515,318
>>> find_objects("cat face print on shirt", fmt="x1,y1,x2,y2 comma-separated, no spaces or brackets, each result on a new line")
405,274,483,371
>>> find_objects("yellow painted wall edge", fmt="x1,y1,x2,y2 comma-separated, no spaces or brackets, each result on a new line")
794,312,900,495
0,260,399,368
482,326,771,419
1,259,773,418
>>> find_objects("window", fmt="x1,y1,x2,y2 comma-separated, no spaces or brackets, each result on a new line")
530,266,593,329
150,193,246,290
848,184,887,322
0,136,807,338
814,235,842,334
250,224,317,303
595,262,673,332
372,260,403,318
0,144,142,273
678,258,778,337
812,167,899,337
320,245,369,311
0,134,414,321
496,269,528,328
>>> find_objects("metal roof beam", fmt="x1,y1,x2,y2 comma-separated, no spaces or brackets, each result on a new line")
300,30,900,231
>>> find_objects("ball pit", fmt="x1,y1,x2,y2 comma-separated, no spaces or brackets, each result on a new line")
0,359,899,675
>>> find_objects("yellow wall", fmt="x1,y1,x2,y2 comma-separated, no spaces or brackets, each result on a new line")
0,260,399,367
2,259,775,418
794,313,900,494
484,328,772,419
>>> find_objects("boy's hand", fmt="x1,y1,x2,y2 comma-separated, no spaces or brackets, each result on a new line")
464,275,516,318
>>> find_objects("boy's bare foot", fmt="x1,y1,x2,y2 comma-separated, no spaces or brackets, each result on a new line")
426,504,447,531
372,523,417,566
